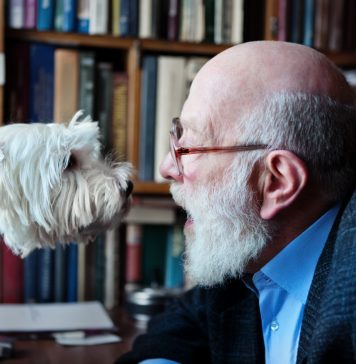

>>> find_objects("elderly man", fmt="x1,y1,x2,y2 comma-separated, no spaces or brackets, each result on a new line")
117,41,356,364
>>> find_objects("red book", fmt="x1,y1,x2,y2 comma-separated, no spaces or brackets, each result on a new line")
125,224,143,284
1,241,24,303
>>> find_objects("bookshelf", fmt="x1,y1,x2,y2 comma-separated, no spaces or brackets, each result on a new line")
2,0,356,311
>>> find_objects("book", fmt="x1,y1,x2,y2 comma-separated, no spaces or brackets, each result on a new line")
112,72,128,160
344,0,356,50
95,62,114,154
231,0,244,44
164,225,185,289
37,248,54,303
28,43,55,123
184,56,208,99
277,0,290,41
1,243,23,303
125,224,143,284
327,0,346,51
313,0,330,50
142,225,169,286
167,0,180,41
139,55,157,181
24,0,37,29
76,243,86,302
264,0,278,41
8,0,25,29
119,0,139,37
66,243,78,302
289,0,304,43
104,229,120,309
54,0,64,31
214,0,224,44
54,243,67,302
5,43,30,123
89,0,108,35
112,0,121,36
23,250,39,303
78,51,95,118
37,0,55,31
154,56,186,182
77,0,90,33
54,49,79,124
222,0,233,43
139,0,153,38
303,0,315,46
204,0,215,43
62,0,77,32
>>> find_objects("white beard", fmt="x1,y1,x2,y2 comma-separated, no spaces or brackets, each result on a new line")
171,156,271,287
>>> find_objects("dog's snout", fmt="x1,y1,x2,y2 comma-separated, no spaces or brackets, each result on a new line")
126,180,134,197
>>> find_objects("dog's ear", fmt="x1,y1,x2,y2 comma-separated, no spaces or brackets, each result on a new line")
69,110,94,127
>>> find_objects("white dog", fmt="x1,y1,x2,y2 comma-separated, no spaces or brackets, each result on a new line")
0,111,132,257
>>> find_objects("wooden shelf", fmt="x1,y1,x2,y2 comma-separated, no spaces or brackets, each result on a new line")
6,29,231,55
133,181,171,195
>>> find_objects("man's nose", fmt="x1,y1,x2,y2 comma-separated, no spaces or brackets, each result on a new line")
159,152,182,182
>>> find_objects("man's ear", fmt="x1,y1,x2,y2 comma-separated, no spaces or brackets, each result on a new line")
260,150,308,220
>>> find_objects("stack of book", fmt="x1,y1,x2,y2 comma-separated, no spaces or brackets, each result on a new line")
8,0,265,45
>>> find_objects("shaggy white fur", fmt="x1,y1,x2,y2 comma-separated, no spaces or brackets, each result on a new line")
0,111,132,257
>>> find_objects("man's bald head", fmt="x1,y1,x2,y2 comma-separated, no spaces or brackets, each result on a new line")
187,41,355,125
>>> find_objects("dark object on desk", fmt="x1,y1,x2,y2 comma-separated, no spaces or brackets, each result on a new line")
126,287,180,323
0,336,15,359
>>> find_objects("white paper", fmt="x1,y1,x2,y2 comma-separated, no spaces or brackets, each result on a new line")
0,301,115,332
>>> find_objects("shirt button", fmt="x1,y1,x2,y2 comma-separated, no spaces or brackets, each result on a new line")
270,320,279,331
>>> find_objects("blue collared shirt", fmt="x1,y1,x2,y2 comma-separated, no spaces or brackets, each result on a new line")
140,206,339,364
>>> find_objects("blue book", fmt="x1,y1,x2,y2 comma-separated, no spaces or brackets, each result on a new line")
119,0,130,36
290,0,304,43
37,0,55,30
23,250,39,303
164,225,185,289
54,243,67,302
303,0,315,47
77,0,89,33
139,56,157,181
28,43,55,123
129,0,139,36
37,248,54,303
62,0,77,32
66,243,78,302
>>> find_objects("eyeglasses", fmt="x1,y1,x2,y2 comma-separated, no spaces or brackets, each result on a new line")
169,117,269,175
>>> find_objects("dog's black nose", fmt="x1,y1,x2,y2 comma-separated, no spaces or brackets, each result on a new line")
126,180,134,197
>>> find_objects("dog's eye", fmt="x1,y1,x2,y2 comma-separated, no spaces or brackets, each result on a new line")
65,155,77,170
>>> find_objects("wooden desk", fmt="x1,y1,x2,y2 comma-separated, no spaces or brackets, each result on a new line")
2,308,146,364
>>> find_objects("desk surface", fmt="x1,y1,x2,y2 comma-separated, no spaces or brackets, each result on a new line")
2,307,146,364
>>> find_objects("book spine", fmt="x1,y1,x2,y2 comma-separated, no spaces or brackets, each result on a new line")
2,243,24,303
231,0,244,44
54,48,79,123
62,0,77,32
164,225,185,289
77,0,90,33
112,0,121,36
303,0,315,46
290,0,304,43
129,0,139,36
139,55,157,181
214,0,224,44
125,224,143,284
95,62,114,154
29,44,55,123
54,0,64,31
104,229,120,309
139,0,152,38
112,72,128,160
277,0,290,41
37,0,55,31
66,243,78,302
89,0,108,34
119,0,130,36
8,0,25,29
78,51,95,117
37,248,54,303
5,43,30,123
24,0,37,29
167,0,180,40
23,250,38,303
54,243,67,302
327,0,345,51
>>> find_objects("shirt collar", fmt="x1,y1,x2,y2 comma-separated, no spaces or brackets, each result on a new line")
257,205,340,304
